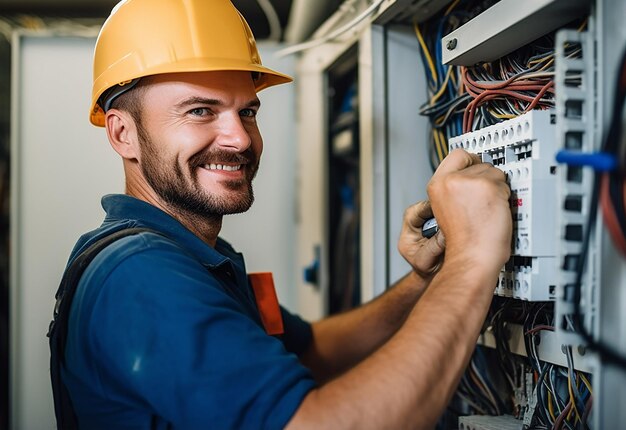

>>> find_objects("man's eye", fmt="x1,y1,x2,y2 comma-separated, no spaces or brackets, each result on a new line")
240,108,257,118
189,108,209,116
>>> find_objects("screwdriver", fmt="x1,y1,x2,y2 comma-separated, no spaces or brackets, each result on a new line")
422,217,439,239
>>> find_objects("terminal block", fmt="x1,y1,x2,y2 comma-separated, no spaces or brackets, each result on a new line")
449,110,557,301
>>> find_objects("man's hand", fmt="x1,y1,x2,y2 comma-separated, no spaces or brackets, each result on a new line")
289,148,514,430
398,200,446,279
427,148,512,273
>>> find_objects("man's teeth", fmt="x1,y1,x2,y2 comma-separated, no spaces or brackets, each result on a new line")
204,164,242,171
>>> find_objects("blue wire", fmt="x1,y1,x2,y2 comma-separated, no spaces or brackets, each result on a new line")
555,150,618,172
417,36,437,89
435,19,446,86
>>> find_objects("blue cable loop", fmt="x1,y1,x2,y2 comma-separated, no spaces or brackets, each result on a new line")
555,150,618,172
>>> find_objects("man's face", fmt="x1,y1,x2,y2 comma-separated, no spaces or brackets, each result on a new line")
135,71,263,218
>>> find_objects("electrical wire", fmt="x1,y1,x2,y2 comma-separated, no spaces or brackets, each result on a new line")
414,1,474,168
517,303,596,429
256,0,283,41
458,31,585,133
415,22,438,86
275,0,385,57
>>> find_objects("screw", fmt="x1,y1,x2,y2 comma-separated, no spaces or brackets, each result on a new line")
577,345,587,356
446,38,458,50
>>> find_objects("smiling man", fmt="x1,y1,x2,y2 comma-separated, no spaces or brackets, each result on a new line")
50,0,512,429
111,72,263,245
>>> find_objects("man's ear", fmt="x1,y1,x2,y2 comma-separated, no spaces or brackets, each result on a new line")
105,109,141,160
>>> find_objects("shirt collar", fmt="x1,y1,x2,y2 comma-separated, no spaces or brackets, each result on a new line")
101,194,241,269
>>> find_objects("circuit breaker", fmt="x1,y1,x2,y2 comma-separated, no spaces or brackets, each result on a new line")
449,110,558,301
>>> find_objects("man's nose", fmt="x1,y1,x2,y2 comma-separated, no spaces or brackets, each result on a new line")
215,113,252,151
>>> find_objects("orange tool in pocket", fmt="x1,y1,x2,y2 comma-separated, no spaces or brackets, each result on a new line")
248,272,284,336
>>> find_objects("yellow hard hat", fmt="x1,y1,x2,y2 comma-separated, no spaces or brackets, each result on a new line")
90,0,293,127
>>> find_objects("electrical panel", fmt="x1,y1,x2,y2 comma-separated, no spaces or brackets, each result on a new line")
296,0,626,427
449,110,558,301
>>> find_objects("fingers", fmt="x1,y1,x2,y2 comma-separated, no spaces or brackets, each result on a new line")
463,163,511,198
400,148,512,277
432,148,482,178
403,200,434,230
424,230,446,258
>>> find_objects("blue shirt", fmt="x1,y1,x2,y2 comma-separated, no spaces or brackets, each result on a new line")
62,194,316,429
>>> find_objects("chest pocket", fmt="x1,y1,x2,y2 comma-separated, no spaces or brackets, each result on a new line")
248,272,284,336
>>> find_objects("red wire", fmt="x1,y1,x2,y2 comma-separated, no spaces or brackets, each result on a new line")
600,174,626,256
463,88,555,132
553,401,572,429
525,324,555,335
523,81,555,112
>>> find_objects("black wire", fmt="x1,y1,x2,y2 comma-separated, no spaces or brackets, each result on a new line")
535,363,551,426
572,172,626,368
571,46,626,369
604,45,626,237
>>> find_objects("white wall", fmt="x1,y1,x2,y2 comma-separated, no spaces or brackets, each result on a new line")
219,44,298,310
10,33,297,430
11,33,120,430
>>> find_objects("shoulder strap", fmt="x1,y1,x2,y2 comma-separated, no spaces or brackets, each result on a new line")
47,227,163,430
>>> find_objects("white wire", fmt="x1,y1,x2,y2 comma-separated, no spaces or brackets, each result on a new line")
256,0,282,41
275,0,386,57
0,19,13,42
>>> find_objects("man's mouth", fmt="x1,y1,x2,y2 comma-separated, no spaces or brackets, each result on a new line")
202,164,243,172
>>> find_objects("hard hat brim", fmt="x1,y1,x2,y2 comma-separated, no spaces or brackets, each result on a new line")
90,61,292,127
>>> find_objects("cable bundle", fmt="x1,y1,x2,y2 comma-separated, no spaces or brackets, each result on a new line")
462,51,556,133
522,306,593,429
461,29,587,134
456,348,508,416
453,301,595,428
415,2,587,168
414,0,474,169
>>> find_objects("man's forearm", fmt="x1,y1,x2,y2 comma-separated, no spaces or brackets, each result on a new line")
288,259,498,429
300,271,431,382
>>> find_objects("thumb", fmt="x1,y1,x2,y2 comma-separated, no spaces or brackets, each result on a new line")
433,148,481,178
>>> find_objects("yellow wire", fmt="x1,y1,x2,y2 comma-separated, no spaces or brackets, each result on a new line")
444,0,461,16
433,128,444,162
435,129,445,160
547,391,557,422
433,129,441,162
567,372,582,422
577,18,588,32
439,129,449,156
430,66,453,105
414,22,438,83
580,373,593,394
538,58,555,72
528,53,554,66
488,109,516,120
566,400,575,422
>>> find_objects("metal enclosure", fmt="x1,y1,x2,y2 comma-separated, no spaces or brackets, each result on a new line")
296,0,626,426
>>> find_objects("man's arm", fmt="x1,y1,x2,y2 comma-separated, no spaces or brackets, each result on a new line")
287,149,512,429
300,270,430,382
300,200,447,382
